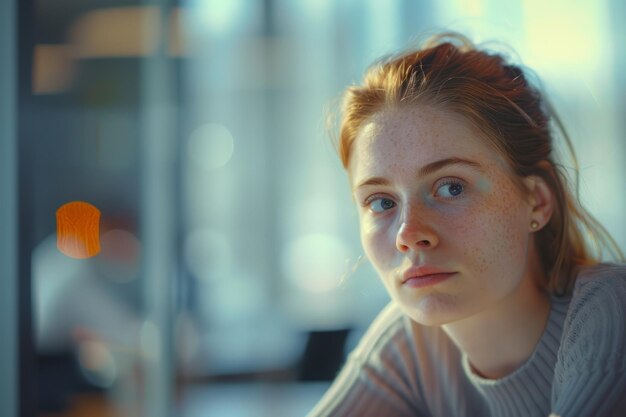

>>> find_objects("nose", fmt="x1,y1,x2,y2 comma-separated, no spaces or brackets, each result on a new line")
395,207,439,253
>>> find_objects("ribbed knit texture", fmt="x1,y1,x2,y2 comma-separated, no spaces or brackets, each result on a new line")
551,264,626,417
306,263,626,417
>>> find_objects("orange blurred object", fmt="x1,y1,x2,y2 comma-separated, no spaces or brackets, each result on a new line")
56,201,101,259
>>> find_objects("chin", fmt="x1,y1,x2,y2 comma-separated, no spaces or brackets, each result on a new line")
398,293,468,327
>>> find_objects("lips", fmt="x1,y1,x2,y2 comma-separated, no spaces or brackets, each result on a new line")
401,265,457,285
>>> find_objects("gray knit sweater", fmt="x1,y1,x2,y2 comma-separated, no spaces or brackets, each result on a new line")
307,263,626,417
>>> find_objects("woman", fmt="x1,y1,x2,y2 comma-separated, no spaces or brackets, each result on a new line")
307,33,626,417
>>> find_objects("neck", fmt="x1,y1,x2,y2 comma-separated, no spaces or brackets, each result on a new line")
442,268,551,379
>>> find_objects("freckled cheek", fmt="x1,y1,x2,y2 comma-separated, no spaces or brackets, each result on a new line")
456,199,527,275
439,210,493,274
432,202,480,236
359,217,398,269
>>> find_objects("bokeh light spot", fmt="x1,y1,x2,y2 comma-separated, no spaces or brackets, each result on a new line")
56,201,101,259
77,339,117,388
187,123,235,170
282,233,349,293
197,0,243,35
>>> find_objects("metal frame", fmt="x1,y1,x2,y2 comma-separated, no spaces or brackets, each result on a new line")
139,2,178,416
0,0,18,414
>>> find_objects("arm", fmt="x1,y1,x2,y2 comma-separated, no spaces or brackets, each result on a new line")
306,304,427,417
551,264,626,417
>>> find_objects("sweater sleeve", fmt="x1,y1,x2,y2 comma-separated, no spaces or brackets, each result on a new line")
551,264,626,417
306,303,428,417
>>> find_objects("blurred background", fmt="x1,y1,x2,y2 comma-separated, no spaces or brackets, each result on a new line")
1,0,625,416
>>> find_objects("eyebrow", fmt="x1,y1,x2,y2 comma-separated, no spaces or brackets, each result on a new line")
353,157,484,191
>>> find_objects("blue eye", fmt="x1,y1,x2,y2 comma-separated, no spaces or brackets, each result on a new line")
436,181,464,198
369,197,396,213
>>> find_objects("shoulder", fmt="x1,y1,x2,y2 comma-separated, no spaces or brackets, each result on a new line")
566,263,626,335
349,301,410,364
560,263,626,357
570,262,626,309
307,303,435,417
573,262,626,291
552,263,626,414
317,302,429,416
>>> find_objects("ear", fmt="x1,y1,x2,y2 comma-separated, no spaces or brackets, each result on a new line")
522,174,554,231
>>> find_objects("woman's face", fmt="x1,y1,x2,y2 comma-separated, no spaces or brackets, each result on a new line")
349,104,537,326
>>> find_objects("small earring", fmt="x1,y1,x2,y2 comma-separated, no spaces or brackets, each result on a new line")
530,220,539,230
